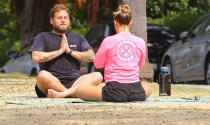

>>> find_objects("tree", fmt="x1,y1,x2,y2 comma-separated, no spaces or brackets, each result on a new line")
9,0,153,80
0,0,20,67
87,0,100,30
73,0,119,30
122,0,154,81
10,0,66,46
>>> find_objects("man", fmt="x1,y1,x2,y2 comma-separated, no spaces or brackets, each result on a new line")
29,4,102,98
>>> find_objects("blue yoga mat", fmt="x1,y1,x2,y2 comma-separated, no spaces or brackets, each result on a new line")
5,97,210,105
0,94,37,98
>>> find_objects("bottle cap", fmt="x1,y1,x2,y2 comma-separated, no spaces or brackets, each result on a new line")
161,67,168,73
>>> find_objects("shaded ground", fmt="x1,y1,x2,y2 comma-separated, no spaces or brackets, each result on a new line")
0,73,210,125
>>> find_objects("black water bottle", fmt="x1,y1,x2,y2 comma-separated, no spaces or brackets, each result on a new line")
158,67,171,96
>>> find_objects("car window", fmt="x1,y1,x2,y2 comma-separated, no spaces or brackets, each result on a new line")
205,20,210,33
18,44,31,56
191,20,206,37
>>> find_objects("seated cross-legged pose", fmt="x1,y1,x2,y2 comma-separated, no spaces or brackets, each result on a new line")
29,4,103,98
48,3,152,102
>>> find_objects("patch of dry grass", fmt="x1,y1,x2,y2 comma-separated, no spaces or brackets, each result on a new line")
0,73,35,81
142,81,210,99
1,73,210,99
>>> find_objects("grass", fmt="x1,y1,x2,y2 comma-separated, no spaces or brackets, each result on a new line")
142,81,210,99
0,73,35,80
1,73,210,99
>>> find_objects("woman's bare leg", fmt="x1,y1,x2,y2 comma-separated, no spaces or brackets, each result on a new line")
76,86,103,101
47,72,103,98
142,84,152,98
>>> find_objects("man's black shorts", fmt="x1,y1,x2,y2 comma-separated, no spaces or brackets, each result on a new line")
102,81,146,102
35,78,77,97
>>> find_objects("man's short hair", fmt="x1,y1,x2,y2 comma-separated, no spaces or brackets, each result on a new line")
49,4,70,18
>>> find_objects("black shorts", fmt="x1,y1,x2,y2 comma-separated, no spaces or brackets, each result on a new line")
35,78,77,98
102,81,146,102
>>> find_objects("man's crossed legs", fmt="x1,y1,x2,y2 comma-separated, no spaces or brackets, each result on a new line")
36,70,103,98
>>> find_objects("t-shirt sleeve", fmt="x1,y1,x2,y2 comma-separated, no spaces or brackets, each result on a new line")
94,39,107,68
79,34,93,51
29,33,45,53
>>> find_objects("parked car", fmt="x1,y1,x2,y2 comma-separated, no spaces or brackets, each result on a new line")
161,13,210,85
0,40,39,76
86,21,178,81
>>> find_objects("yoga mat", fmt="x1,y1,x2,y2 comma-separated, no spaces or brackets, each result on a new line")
6,100,89,105
5,97,210,105
0,94,37,98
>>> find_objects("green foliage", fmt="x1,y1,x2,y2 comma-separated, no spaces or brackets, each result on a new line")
164,9,201,36
1,0,209,68
0,0,20,67
147,0,210,36
71,27,88,37
66,2,88,36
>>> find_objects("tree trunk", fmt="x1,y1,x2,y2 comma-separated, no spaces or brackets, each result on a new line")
87,0,100,30
122,0,154,81
11,0,65,46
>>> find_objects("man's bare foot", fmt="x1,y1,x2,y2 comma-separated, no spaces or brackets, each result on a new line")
47,89,65,98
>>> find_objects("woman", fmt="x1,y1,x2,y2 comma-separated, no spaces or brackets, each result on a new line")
47,3,152,102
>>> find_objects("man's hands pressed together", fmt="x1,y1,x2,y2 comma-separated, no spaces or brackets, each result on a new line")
32,34,69,63
60,33,68,53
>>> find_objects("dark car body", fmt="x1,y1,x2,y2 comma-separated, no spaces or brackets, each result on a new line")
0,41,39,76
86,21,177,81
161,13,210,85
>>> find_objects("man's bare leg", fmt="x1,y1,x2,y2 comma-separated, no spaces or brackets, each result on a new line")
47,72,103,98
36,70,67,96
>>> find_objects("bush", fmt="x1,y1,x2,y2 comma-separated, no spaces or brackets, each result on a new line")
148,8,204,37
164,8,201,36
0,0,20,67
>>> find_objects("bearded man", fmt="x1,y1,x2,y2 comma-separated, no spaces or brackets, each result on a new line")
30,4,102,98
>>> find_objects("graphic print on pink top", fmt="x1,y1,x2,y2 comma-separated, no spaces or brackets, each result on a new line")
94,33,146,84
116,40,136,62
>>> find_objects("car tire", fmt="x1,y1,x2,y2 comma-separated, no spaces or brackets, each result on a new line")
205,58,210,85
0,69,5,73
30,68,38,77
163,59,174,83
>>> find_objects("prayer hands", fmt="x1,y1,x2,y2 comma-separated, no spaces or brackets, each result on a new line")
60,34,67,53
60,34,70,54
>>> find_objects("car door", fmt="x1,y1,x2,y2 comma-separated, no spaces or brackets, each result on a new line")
177,17,208,81
13,54,34,75
172,39,192,80
16,44,35,75
172,18,207,81
7,44,34,75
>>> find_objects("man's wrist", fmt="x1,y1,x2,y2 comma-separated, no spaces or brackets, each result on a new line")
60,49,64,54
69,50,73,56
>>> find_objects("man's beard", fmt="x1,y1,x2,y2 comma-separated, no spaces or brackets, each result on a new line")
53,24,70,34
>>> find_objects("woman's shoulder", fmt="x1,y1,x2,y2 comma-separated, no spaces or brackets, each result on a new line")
130,34,145,41
103,34,121,42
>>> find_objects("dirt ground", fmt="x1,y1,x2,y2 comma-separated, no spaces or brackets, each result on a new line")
1,74,210,125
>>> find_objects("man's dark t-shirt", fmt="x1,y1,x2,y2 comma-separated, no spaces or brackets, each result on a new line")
29,32,92,80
